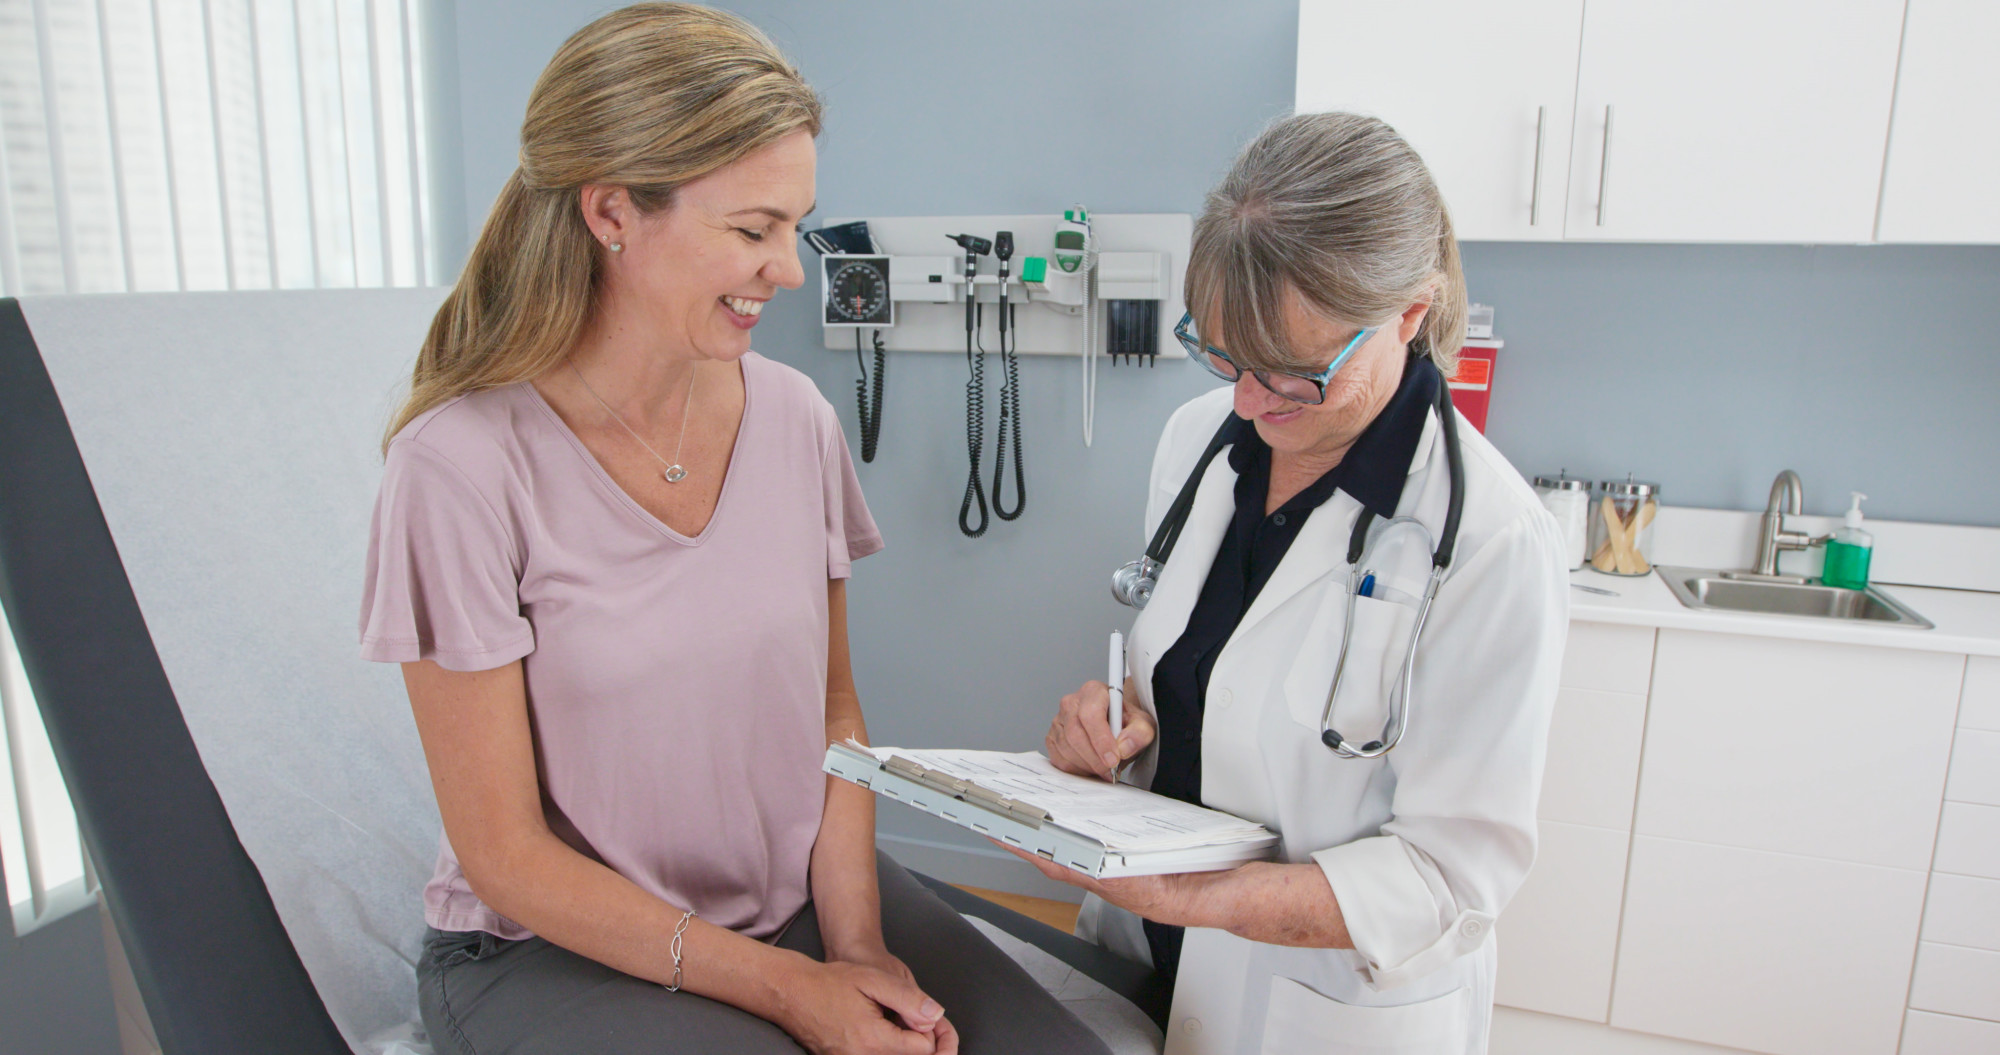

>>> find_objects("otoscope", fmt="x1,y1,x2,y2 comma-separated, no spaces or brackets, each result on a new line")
947,233,993,537
991,231,1024,520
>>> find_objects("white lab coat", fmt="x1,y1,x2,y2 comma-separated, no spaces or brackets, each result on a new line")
1078,386,1569,1055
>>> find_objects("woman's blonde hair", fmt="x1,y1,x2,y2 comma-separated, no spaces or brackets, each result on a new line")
384,2,821,449
1184,111,1467,378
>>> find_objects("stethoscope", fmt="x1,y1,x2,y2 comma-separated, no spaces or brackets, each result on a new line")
1110,377,1466,758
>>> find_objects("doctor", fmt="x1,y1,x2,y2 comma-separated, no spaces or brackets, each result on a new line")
1018,112,1568,1054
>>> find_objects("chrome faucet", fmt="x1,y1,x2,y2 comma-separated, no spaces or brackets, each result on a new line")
1740,470,1825,580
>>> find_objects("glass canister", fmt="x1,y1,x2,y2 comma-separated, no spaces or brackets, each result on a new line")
1533,473,1593,571
1588,477,1660,576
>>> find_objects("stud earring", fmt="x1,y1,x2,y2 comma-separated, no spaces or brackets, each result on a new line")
610,242,624,253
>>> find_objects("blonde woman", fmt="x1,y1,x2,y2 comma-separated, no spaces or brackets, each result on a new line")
1028,113,1568,1053
360,6,1109,1053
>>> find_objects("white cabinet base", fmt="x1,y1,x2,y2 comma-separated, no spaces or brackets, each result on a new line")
1611,837,1927,1055
1492,1007,1759,1055
1496,820,1629,1022
1900,1009,2000,1055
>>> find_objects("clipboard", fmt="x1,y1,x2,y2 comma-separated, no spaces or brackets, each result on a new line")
823,742,1280,879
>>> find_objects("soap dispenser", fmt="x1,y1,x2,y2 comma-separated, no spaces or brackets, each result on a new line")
1822,492,1874,590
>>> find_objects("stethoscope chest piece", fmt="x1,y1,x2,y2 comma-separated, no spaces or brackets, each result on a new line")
1110,557,1160,610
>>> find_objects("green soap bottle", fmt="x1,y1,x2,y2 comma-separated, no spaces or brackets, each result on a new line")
1822,492,1874,590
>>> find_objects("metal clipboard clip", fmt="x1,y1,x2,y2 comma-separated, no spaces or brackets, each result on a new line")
881,755,1051,828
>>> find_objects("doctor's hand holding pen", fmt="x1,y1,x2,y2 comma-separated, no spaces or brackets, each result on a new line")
1046,677,1154,782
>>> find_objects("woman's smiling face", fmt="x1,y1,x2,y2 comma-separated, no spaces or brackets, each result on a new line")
583,129,817,362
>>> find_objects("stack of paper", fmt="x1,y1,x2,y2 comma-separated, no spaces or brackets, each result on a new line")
832,745,1279,877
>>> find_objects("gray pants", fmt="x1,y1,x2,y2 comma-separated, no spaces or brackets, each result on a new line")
417,851,1113,1054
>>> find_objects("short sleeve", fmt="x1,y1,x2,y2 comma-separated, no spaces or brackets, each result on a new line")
821,416,883,579
359,439,535,671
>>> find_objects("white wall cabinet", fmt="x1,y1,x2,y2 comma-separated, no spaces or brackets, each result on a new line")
1563,0,1905,243
1297,0,2000,244
1876,0,2000,243
1295,0,1584,242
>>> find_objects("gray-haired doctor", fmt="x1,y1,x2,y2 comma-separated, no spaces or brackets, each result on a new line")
1011,112,1568,1055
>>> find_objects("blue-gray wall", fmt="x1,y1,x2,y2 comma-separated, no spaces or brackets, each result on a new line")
448,0,2000,878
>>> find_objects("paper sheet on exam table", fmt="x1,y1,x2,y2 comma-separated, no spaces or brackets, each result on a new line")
861,747,1274,853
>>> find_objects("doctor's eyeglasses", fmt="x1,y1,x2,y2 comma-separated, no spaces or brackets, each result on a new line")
1174,311,1376,406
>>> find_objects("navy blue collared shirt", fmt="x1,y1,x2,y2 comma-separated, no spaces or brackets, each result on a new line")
1142,356,1441,982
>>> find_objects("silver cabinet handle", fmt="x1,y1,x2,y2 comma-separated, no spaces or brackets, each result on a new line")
1530,105,1547,226
1596,105,1613,227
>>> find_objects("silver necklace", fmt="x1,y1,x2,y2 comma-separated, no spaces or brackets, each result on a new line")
570,361,696,483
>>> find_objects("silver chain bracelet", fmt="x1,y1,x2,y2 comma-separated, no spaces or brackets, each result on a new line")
664,909,696,992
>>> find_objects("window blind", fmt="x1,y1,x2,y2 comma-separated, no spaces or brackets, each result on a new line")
0,0,436,296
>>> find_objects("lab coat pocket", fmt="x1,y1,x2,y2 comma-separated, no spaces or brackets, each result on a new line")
1259,977,1467,1053
1283,587,1419,739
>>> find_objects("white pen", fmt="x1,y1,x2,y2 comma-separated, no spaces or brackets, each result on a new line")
1107,630,1125,766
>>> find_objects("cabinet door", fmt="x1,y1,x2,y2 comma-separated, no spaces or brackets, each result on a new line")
1563,0,1905,242
1538,686,1645,830
1611,837,1927,1055
1295,0,1583,241
1876,0,2000,243
1633,630,1962,870
1495,820,1627,1023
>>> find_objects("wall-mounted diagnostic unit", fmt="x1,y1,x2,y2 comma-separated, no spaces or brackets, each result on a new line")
805,210,1193,540
822,255,893,328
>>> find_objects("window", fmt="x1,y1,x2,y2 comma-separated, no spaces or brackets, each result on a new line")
0,0,440,931
0,601,95,936
0,0,438,295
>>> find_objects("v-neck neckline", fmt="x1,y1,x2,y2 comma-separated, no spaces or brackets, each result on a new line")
526,355,756,546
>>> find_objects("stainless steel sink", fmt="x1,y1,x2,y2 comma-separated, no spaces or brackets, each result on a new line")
1655,566,1934,629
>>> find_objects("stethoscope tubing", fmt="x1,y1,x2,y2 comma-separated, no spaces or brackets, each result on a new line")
1112,371,1467,757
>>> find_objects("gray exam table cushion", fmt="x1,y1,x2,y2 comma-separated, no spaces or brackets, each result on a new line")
0,291,1160,1054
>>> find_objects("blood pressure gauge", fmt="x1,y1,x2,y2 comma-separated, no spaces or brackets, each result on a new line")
822,255,893,328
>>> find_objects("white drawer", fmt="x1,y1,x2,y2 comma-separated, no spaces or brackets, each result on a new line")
1559,623,1655,695
1909,942,2000,1022
1922,873,2000,952
1539,687,1646,830
1495,820,1628,1023
1963,656,2000,732
1946,729,2000,807
1901,1009,2000,1055
1935,802,2000,881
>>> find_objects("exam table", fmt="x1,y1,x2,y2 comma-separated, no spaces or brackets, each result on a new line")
0,291,1164,1055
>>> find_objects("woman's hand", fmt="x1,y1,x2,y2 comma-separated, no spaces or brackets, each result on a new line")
1046,678,1154,781
775,956,958,1055
994,840,1217,929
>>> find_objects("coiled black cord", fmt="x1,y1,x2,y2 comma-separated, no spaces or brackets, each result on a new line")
959,308,989,538
853,329,886,463
992,302,1025,520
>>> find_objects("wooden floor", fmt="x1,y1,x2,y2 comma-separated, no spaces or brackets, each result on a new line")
952,885,1081,933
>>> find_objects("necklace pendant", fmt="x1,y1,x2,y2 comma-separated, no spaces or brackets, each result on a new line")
663,464,688,483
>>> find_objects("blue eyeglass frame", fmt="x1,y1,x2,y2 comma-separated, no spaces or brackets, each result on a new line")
1172,311,1376,406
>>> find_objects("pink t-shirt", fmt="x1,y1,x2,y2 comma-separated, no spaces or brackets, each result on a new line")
359,352,882,940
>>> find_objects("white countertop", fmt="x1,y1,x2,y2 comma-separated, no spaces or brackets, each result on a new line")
1568,567,2000,658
